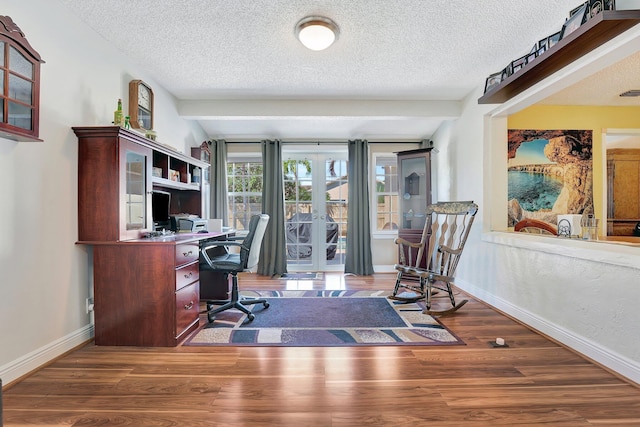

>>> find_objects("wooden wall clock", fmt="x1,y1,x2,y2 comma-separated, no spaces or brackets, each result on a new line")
128,79,154,131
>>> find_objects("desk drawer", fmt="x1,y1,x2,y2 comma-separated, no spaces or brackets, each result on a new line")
175,243,199,267
175,281,199,338
176,261,199,291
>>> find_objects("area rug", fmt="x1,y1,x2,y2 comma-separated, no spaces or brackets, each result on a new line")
184,290,464,347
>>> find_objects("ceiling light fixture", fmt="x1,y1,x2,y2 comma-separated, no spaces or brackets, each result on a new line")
295,16,339,51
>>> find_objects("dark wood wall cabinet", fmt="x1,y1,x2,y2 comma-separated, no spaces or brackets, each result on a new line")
74,126,211,346
396,148,432,269
478,10,640,105
0,16,45,141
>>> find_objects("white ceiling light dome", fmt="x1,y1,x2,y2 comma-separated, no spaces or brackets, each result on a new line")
295,16,340,51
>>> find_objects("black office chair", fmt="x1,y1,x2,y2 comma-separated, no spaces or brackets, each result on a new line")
200,214,270,322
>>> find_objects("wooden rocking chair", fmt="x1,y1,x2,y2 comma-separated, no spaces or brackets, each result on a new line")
390,201,478,315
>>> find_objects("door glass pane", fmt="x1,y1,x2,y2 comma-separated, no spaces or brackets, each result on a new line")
401,156,428,230
8,101,31,130
325,159,347,266
9,73,32,104
284,159,313,266
126,151,146,230
9,46,33,78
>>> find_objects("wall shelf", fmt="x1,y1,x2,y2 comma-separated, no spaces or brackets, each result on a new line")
478,10,640,105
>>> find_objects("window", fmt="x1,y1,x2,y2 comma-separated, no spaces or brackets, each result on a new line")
372,154,399,232
0,16,44,141
227,156,263,231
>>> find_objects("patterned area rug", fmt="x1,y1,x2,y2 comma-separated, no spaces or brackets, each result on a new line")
184,290,464,347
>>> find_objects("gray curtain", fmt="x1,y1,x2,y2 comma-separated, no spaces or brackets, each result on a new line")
344,139,374,275
208,139,228,223
258,139,288,276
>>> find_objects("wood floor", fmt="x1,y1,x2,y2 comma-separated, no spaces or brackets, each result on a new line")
3,273,640,426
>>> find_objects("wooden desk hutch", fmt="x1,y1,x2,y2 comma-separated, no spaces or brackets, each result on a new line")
74,126,213,347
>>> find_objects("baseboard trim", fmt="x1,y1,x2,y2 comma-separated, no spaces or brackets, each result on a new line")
456,278,640,386
0,324,94,386
373,265,396,273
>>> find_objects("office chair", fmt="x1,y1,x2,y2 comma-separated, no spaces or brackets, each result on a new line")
200,214,270,322
391,201,478,315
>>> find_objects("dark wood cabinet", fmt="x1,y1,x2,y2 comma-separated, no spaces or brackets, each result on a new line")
396,148,433,269
74,126,211,346
92,241,201,346
74,126,210,241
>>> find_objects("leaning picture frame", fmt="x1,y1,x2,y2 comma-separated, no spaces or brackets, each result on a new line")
569,2,588,16
587,0,605,19
484,71,503,93
538,37,549,50
511,55,527,74
548,31,562,48
560,3,587,40
501,64,512,80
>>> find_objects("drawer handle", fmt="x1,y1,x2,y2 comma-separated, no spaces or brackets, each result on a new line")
183,272,193,279
184,301,194,310
182,250,193,257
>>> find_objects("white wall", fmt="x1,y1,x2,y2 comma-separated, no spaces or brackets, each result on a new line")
0,0,207,385
450,85,640,385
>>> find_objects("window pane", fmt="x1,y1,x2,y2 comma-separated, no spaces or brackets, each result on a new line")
9,46,33,78
0,70,4,96
374,156,399,231
0,41,4,66
9,73,32,104
8,101,31,130
227,159,263,231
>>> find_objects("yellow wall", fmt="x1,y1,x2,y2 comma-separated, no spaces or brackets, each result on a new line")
508,105,640,225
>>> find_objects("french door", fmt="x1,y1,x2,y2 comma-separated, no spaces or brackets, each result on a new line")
283,147,348,271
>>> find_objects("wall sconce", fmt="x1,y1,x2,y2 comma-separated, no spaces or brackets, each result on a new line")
295,16,339,51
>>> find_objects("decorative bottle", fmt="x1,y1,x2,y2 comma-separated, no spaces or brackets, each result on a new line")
113,98,124,127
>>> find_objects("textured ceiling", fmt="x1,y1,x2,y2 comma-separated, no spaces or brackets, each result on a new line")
59,0,627,140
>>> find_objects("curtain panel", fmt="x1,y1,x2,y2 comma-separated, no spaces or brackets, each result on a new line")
258,139,288,276
345,139,374,275
208,139,228,224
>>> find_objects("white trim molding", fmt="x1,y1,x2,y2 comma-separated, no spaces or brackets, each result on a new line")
457,278,640,386
0,324,94,385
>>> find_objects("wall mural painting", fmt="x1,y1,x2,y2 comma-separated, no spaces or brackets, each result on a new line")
507,129,594,227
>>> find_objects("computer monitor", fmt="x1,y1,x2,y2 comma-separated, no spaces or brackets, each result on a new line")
152,190,171,230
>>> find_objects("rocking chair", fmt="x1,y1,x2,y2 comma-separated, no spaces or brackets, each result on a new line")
390,201,478,315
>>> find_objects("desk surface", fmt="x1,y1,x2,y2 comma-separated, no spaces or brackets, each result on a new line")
78,230,234,246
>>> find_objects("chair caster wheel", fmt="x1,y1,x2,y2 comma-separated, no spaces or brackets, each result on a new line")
263,302,270,309
207,313,216,323
247,313,255,321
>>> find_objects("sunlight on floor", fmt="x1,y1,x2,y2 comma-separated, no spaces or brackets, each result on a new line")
284,273,347,290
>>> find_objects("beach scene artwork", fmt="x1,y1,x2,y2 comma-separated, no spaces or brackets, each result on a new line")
507,130,594,227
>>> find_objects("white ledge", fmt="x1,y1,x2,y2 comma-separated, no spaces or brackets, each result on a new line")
483,231,640,270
